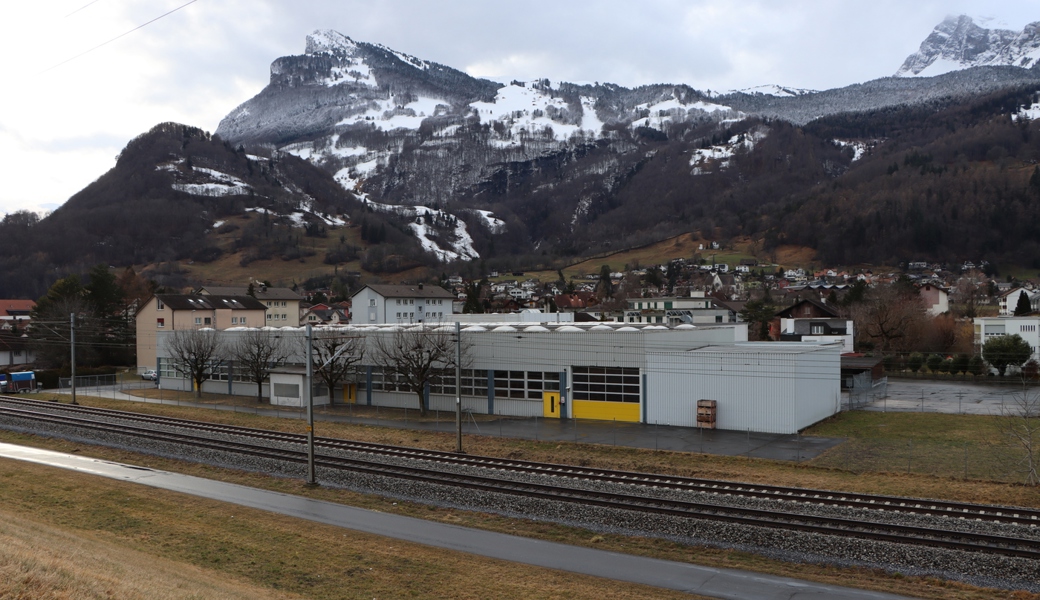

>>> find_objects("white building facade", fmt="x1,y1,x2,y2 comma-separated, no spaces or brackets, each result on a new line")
973,316,1040,362
350,284,455,324
154,321,841,434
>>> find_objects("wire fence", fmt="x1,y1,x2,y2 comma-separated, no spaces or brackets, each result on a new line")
56,375,154,393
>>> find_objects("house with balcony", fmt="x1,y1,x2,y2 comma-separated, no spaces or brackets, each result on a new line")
772,299,854,353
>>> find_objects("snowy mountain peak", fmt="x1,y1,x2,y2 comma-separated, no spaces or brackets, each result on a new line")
896,15,1040,77
305,30,359,56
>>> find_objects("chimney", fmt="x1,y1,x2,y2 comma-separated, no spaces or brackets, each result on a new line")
418,282,424,290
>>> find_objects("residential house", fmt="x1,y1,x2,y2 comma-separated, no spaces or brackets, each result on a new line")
301,304,350,325
772,298,855,353
0,299,34,332
622,292,739,325
917,283,949,316
135,294,268,373
998,288,1039,316
197,285,304,326
350,284,455,324
0,332,34,368
553,292,598,312
973,316,1040,364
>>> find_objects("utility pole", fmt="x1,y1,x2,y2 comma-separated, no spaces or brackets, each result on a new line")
455,321,463,453
305,324,316,484
70,313,77,405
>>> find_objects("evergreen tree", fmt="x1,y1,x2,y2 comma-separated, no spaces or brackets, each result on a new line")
1015,291,1033,316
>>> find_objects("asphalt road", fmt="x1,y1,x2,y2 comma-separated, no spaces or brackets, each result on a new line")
0,442,911,600
861,379,1036,415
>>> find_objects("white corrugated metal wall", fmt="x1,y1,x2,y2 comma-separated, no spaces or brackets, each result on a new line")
645,343,840,434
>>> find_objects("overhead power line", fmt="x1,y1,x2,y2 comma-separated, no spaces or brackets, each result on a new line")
43,0,200,74
64,0,104,18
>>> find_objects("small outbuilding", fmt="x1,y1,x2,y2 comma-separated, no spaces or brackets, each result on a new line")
268,366,330,407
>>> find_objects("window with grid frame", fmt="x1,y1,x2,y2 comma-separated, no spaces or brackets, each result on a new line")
571,366,640,403
492,370,559,400
430,369,489,397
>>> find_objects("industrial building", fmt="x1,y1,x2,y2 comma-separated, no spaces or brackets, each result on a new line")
154,322,842,434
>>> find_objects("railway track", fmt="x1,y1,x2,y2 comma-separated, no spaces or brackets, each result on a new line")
1,395,1038,562
2,395,1037,528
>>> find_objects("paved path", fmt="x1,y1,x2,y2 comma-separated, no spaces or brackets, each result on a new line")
48,386,842,462
0,442,910,600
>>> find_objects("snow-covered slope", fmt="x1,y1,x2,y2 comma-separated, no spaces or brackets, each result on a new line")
896,16,1040,77
210,27,1040,264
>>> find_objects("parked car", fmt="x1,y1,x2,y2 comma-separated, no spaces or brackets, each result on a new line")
141,370,157,381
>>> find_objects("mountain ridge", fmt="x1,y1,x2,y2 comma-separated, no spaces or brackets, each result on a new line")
896,15,1040,77
4,17,1040,298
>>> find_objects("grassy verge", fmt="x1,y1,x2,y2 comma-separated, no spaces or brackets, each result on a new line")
805,411,1035,488
4,393,1039,598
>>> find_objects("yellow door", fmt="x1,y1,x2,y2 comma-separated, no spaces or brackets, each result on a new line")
343,384,357,404
542,391,560,418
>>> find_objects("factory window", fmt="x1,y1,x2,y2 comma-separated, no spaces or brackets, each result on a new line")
492,370,558,400
572,366,639,403
429,369,488,397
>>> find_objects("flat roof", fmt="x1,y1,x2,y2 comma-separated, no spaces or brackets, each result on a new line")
683,342,841,355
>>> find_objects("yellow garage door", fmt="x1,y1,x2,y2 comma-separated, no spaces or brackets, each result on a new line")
571,400,640,422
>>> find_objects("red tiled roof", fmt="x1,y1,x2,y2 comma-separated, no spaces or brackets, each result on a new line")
0,300,35,316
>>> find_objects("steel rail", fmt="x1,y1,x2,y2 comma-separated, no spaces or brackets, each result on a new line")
2,395,1038,526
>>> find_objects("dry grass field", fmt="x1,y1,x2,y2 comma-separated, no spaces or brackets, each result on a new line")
0,458,698,600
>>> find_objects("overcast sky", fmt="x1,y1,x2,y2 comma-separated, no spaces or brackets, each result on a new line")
0,0,1037,217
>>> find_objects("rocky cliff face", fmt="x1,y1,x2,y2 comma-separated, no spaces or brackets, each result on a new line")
896,15,1040,77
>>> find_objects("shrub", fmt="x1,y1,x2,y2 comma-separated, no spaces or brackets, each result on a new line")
907,352,925,373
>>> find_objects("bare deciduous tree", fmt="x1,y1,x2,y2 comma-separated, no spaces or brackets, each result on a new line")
372,326,468,416
849,284,925,354
166,329,225,399
231,329,290,403
997,388,1040,486
309,328,366,404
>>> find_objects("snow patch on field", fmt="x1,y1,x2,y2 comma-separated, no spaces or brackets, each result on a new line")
471,83,605,142
1014,99,1040,121
833,139,871,161
631,98,738,132
690,127,768,175
336,96,449,131
364,200,479,261
471,210,506,234
165,165,252,196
